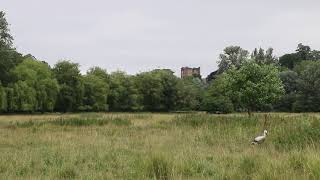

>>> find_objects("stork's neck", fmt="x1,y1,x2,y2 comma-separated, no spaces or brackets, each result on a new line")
263,132,267,136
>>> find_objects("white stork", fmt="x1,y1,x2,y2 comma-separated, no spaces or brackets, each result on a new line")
251,130,268,145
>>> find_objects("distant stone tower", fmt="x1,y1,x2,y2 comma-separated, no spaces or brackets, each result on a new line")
181,67,201,78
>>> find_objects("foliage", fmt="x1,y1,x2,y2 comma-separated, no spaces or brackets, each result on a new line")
81,74,109,111
11,58,59,112
279,43,320,69
0,11,13,48
217,46,249,73
10,81,37,112
251,47,278,65
87,66,109,82
202,74,234,113
225,61,284,114
274,70,299,111
202,96,234,114
53,60,84,112
108,71,142,111
279,53,301,69
296,43,311,60
293,61,320,112
279,70,299,94
0,11,23,85
136,70,179,111
1,8,320,115
157,70,179,111
176,77,204,111
136,71,164,111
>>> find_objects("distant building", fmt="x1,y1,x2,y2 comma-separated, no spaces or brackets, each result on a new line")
181,67,201,78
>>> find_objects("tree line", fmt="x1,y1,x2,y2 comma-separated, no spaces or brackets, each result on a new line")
0,11,320,114
204,44,320,113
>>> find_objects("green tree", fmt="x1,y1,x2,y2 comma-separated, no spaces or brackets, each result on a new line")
81,74,109,111
0,11,13,48
80,66,110,111
308,50,320,60
226,61,284,115
136,71,162,111
251,47,278,65
136,70,179,111
176,77,204,111
279,53,300,69
201,74,234,113
279,43,318,69
87,66,110,82
217,46,249,73
296,43,311,60
53,60,84,112
11,58,59,112
157,70,179,111
0,12,23,85
293,61,320,112
274,70,298,112
108,71,141,111
37,79,59,112
8,81,37,112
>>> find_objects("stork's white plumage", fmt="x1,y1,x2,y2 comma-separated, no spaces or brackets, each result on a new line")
251,130,268,145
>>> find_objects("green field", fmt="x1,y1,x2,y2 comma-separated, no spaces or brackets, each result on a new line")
1,113,320,179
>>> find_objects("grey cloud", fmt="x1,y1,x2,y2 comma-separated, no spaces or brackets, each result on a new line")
3,0,320,76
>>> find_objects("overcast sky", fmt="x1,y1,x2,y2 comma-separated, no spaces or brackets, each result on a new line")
3,0,320,76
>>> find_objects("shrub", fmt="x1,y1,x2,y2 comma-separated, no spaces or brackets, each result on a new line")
201,96,234,114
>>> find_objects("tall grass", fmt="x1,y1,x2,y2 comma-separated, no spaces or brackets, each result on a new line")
13,116,132,128
1,113,320,179
146,154,172,180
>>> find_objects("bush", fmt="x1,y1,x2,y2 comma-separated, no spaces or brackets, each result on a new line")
201,96,234,113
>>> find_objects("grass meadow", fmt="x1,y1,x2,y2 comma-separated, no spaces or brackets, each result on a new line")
1,113,320,179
